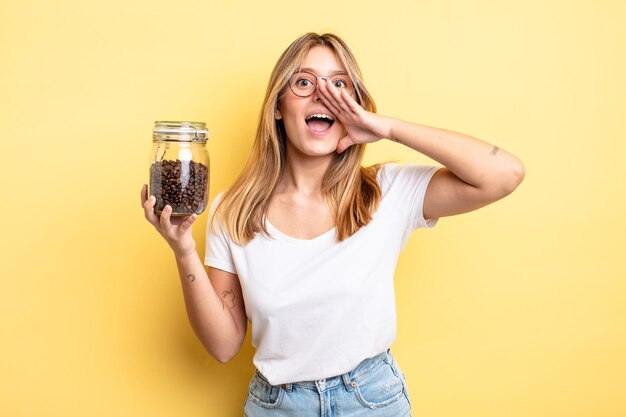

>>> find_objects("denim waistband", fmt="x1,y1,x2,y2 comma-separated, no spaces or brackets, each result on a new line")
254,349,390,393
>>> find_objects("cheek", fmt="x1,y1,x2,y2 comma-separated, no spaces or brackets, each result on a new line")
278,104,302,130
334,121,348,137
283,114,301,135
279,117,303,145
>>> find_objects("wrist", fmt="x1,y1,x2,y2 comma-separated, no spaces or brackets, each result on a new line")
386,117,401,143
173,244,197,260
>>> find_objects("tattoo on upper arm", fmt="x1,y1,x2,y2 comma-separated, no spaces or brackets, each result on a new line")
221,290,235,310
187,274,196,282
490,146,500,156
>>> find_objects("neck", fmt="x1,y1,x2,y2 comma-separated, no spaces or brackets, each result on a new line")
277,144,334,197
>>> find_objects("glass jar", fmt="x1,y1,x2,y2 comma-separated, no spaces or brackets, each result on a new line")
149,121,210,216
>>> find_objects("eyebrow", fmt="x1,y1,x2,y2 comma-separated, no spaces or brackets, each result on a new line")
298,67,348,74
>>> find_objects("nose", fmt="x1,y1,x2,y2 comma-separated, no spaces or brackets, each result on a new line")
312,85,322,102
312,78,325,102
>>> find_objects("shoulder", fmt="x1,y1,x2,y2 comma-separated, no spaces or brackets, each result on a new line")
208,192,227,219
207,192,227,234
210,192,225,208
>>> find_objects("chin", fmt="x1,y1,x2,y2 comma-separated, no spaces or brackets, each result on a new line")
288,140,335,158
302,145,338,158
285,133,337,157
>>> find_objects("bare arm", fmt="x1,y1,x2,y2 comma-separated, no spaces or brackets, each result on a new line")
316,81,525,220
174,253,247,363
141,184,247,363
387,119,525,220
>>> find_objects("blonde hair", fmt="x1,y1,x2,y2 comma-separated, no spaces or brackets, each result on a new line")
212,32,382,244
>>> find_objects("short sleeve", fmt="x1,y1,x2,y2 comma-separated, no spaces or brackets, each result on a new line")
204,193,237,274
378,163,442,231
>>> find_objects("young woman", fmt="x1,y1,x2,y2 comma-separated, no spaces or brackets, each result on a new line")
141,32,524,416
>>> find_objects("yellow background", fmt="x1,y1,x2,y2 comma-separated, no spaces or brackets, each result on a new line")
1,0,625,416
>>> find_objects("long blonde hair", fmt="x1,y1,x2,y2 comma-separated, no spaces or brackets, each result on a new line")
212,32,382,244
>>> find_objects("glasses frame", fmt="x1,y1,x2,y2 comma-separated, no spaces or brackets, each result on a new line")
288,69,355,98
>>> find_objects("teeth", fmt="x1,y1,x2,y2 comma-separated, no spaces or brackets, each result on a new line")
306,113,334,121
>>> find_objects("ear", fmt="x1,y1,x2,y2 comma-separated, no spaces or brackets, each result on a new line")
275,110,282,120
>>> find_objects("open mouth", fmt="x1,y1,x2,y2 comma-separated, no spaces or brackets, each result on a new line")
305,113,335,133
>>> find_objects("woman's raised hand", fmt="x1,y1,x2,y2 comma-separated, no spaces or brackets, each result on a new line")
141,184,198,257
317,78,394,154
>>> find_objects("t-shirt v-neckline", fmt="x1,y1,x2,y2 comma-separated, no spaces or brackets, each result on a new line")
264,217,337,244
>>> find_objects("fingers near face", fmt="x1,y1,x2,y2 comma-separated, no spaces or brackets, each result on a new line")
319,79,342,115
314,79,337,116
335,86,352,113
342,88,362,114
320,79,356,116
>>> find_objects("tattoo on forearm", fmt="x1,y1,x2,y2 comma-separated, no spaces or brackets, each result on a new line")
391,137,401,143
221,290,235,310
490,146,500,156
186,274,196,282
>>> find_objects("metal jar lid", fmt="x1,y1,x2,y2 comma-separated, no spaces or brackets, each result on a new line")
152,121,210,143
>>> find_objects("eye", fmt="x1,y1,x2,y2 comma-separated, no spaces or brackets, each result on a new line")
330,74,351,89
295,78,312,88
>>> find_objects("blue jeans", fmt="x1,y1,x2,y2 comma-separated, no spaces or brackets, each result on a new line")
243,350,412,416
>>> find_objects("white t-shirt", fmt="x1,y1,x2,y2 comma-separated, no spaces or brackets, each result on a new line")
204,163,441,385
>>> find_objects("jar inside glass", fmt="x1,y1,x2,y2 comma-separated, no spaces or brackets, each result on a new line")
149,121,210,216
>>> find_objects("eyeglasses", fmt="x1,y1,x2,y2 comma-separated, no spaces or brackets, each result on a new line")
288,69,355,98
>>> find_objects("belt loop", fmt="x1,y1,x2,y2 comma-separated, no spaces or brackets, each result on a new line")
342,373,355,392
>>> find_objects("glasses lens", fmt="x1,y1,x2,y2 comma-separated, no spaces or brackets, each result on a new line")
329,74,353,95
290,72,317,97
288,71,355,97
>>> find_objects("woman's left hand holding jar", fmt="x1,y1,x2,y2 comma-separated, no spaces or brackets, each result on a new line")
141,184,198,258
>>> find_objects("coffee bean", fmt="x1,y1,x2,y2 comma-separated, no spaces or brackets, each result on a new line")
150,159,208,216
